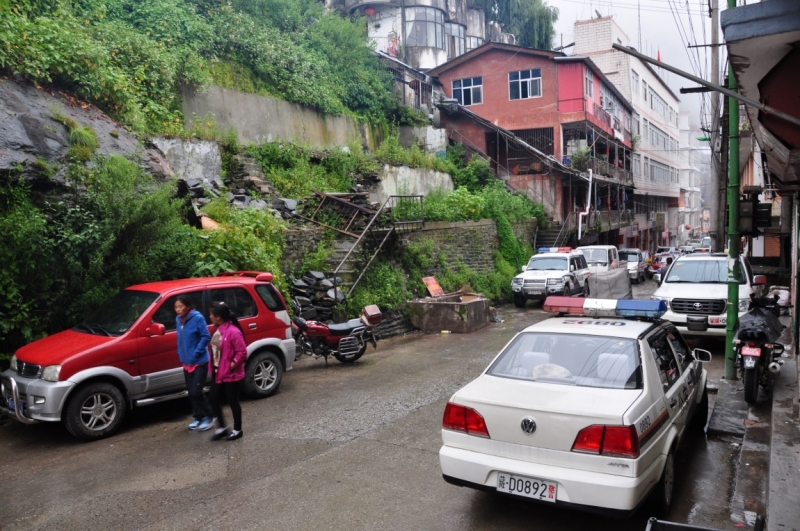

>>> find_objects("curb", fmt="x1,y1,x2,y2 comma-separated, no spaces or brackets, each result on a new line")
767,352,800,531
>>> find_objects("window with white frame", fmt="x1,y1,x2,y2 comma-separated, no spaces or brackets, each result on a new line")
642,119,649,144
586,67,594,98
642,81,648,101
453,76,482,106
631,70,639,96
405,7,445,49
509,69,542,100
633,153,641,176
644,157,650,181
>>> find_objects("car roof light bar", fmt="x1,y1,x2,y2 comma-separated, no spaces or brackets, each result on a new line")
584,299,617,317
537,247,573,253
543,296,586,314
543,297,668,320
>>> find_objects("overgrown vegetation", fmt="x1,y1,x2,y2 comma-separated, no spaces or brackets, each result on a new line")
1,0,396,133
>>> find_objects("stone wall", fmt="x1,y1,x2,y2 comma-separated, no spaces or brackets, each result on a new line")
397,219,499,274
281,226,327,276
181,84,380,150
510,219,538,248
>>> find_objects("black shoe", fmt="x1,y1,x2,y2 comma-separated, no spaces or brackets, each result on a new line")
226,430,243,441
211,429,229,441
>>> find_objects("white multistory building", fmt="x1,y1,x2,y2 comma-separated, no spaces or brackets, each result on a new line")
574,17,682,251
678,112,704,243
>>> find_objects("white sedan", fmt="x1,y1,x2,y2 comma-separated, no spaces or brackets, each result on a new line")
439,297,711,517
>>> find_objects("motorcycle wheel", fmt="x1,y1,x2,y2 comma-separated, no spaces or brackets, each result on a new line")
743,365,760,404
334,342,367,364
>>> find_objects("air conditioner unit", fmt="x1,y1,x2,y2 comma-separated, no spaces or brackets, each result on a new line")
649,211,656,221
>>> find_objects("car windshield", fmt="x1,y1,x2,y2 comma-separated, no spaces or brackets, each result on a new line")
488,332,642,389
665,259,746,284
580,249,607,264
527,257,568,271
619,252,639,263
73,290,160,336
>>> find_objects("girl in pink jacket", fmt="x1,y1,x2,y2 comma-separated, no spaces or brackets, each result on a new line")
208,302,248,441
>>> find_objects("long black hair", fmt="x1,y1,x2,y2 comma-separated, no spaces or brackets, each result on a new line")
210,301,245,335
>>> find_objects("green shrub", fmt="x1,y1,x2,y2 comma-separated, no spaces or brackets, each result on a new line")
67,145,93,163
68,125,99,150
345,260,407,315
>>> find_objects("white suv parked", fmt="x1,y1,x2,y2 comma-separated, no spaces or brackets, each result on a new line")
651,253,766,337
511,248,590,307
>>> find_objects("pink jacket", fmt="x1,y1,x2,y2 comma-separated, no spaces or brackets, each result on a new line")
208,321,247,383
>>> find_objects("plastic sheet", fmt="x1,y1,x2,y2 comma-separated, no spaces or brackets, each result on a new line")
735,298,783,343
587,268,633,299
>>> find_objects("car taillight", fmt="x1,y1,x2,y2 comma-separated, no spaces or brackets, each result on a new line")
602,426,640,458
572,425,604,453
572,425,639,458
442,403,490,438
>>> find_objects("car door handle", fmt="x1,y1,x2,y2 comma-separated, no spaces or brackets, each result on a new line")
670,398,678,408
248,323,257,329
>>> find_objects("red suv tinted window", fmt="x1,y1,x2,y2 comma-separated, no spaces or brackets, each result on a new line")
210,287,258,318
255,284,286,312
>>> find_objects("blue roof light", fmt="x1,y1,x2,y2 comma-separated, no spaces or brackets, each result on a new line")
615,299,667,319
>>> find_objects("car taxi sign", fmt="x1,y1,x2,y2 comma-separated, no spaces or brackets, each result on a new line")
543,297,667,320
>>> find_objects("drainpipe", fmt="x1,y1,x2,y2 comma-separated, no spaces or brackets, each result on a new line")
578,170,593,241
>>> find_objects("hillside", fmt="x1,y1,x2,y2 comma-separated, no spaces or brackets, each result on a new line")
1,0,396,133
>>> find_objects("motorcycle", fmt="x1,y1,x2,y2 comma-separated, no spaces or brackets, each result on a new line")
733,294,787,404
292,303,382,365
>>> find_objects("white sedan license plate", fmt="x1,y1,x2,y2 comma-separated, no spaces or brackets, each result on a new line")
497,472,557,502
709,316,726,325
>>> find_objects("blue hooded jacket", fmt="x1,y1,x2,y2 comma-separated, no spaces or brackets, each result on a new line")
176,309,211,366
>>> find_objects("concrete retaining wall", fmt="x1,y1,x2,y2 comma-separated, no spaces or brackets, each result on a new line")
281,226,327,276
397,219,499,274
152,137,222,187
181,84,379,150
369,165,455,205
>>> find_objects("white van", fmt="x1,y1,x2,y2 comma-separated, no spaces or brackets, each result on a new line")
577,245,624,275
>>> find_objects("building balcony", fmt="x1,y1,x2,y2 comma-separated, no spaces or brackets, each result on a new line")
593,103,612,128
585,158,635,187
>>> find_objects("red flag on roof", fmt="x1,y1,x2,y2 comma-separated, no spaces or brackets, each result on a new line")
657,49,661,62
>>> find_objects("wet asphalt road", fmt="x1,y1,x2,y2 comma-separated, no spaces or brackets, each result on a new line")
0,279,744,531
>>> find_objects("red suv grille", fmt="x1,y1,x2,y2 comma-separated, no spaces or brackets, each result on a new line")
16,361,41,378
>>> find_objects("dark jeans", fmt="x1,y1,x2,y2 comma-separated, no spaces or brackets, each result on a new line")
184,365,213,421
209,378,242,432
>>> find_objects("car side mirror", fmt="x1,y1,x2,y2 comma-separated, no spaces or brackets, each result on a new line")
570,265,575,271
693,348,712,363
521,266,527,273
146,322,166,336
653,273,661,284
753,275,766,285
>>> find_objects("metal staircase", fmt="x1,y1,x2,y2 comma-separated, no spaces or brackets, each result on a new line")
330,195,424,297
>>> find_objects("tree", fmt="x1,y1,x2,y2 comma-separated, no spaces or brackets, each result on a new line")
471,0,559,50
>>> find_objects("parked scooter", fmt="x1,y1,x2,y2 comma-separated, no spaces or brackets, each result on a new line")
292,303,382,364
733,294,787,404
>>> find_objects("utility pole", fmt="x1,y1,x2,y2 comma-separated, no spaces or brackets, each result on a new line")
709,0,723,252
724,0,741,381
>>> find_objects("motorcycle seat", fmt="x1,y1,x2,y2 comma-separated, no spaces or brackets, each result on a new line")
328,318,364,335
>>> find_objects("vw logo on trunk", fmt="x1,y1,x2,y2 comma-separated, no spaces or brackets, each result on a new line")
693,302,704,310
521,417,537,434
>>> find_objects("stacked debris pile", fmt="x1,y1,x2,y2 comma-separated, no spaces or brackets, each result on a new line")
291,271,347,322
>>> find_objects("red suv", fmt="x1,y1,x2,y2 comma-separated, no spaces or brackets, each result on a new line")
1,272,295,441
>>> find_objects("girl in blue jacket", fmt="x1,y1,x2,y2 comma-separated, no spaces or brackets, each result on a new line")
175,295,214,431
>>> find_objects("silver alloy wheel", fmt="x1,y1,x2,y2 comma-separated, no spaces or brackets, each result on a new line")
79,392,118,431
663,453,674,506
253,359,277,391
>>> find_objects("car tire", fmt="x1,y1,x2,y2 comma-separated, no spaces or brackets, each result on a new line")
584,282,590,297
743,365,760,404
63,382,126,441
563,284,571,297
244,351,283,399
513,294,526,308
691,387,709,431
651,446,675,517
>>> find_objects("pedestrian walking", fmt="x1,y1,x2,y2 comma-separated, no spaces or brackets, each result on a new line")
175,295,214,431
208,302,247,441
